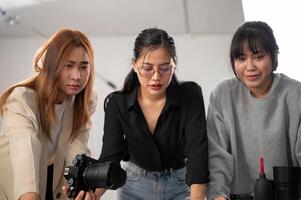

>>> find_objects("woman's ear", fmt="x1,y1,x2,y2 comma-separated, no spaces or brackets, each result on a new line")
132,60,138,73
170,60,176,69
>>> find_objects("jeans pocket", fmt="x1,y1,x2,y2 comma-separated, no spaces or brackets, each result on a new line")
172,168,186,184
126,168,142,181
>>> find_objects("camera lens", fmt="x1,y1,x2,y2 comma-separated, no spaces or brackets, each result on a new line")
273,166,301,200
83,163,111,189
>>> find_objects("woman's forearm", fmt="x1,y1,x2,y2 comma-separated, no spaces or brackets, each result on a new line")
97,188,107,198
19,192,39,200
190,183,207,200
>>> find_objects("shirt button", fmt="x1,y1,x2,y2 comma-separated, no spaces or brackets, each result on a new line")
56,192,61,199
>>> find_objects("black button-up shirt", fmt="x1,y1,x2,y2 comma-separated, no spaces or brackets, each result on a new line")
99,81,209,185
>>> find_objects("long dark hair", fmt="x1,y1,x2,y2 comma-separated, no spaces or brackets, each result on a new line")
230,21,279,77
122,28,179,93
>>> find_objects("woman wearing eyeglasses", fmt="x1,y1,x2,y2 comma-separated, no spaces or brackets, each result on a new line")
97,28,209,200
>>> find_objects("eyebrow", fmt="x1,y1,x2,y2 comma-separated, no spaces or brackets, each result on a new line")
67,60,89,64
143,62,171,66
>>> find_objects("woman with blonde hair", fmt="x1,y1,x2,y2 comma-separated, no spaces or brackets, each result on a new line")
0,29,98,200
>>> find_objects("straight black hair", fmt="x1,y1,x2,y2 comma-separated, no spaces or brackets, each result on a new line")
230,21,279,77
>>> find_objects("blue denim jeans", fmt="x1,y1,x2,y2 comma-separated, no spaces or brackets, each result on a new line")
117,162,190,200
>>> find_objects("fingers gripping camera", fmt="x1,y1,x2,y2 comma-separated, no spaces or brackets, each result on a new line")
64,154,127,198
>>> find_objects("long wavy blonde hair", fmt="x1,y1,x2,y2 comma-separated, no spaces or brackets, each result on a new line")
0,29,95,140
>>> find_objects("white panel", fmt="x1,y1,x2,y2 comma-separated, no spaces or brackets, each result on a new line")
0,0,186,37
0,0,39,10
0,0,244,38
188,0,244,34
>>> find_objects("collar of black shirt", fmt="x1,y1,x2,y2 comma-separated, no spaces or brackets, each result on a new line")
126,82,180,111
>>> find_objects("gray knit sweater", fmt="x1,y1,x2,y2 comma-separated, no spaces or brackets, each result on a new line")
206,73,301,200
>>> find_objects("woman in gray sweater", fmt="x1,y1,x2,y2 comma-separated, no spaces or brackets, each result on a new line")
206,21,301,200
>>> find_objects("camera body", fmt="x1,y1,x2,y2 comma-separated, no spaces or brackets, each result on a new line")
64,154,126,198
230,193,254,200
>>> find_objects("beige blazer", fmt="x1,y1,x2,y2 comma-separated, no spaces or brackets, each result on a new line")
0,87,97,200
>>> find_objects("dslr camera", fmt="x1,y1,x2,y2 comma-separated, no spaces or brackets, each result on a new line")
64,154,126,198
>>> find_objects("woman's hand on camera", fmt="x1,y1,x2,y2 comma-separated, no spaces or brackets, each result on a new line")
62,186,105,200
73,190,97,200
19,192,39,200
214,196,227,200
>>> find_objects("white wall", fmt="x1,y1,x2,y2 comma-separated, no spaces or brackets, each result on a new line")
0,34,233,198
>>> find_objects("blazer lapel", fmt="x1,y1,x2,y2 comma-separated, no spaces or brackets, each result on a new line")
52,96,74,189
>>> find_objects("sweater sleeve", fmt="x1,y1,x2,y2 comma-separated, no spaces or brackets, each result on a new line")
206,89,234,200
295,114,301,166
292,81,301,166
